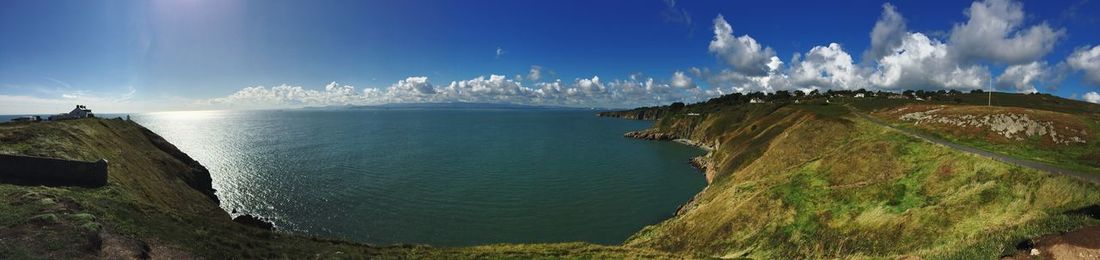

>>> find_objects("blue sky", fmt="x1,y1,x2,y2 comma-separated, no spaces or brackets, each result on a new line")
1,0,1099,113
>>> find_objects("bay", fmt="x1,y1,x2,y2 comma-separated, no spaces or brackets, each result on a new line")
130,109,705,246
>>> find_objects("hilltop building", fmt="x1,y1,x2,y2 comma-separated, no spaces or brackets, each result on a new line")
48,105,95,121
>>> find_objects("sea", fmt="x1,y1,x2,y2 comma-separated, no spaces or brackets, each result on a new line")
9,109,707,246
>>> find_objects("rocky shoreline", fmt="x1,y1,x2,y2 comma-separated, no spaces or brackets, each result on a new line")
624,130,675,140
597,108,667,120
624,128,718,216
624,129,716,179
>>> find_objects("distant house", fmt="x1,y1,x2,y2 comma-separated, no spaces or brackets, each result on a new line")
854,93,865,98
749,98,764,104
48,105,95,121
686,113,700,116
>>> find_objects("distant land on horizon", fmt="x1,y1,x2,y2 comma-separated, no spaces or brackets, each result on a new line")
300,102,611,111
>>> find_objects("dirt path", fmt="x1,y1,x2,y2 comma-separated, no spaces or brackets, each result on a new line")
848,108,1100,186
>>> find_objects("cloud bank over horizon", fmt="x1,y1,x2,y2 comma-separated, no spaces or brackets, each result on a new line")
202,74,714,110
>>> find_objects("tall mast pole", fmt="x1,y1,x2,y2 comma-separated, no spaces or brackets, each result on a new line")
988,77,992,106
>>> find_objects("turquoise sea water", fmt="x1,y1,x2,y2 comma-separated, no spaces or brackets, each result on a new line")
129,109,705,246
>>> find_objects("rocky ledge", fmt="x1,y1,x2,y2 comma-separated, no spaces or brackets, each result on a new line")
624,130,676,140
232,214,275,231
626,129,720,184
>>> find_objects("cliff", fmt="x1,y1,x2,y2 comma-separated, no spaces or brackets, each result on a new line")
597,106,671,120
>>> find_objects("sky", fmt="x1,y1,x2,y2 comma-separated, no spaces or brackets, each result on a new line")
1,0,1100,113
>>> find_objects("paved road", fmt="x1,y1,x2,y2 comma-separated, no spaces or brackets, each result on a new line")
849,109,1100,186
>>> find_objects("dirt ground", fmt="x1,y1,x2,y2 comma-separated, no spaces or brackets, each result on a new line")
1004,226,1100,260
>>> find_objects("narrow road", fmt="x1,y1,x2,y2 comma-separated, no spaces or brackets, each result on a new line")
848,108,1100,186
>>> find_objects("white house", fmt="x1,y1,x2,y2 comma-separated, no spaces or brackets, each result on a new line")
49,105,94,121
854,93,865,98
749,98,764,104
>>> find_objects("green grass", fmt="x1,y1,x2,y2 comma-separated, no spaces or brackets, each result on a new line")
4,94,1099,259
625,106,1100,258
863,103,1100,174
841,92,1100,116
898,123,1100,174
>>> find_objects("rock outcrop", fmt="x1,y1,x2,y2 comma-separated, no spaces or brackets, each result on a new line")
233,214,275,231
896,106,1088,145
624,130,676,140
138,125,220,204
597,107,669,120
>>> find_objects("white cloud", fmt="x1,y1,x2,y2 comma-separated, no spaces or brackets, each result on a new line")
200,73,716,110
701,4,1007,94
863,3,908,63
670,71,696,89
697,66,790,94
206,82,366,109
495,47,506,58
948,0,1063,64
1067,45,1100,85
708,15,778,76
0,93,182,114
527,65,542,81
870,32,988,90
391,76,436,95
790,43,868,90
439,75,534,104
995,61,1048,93
1084,91,1100,103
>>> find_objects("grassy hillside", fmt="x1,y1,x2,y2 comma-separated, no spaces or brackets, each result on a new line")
3,92,1097,259
621,102,1100,258
870,104,1100,173
0,118,675,259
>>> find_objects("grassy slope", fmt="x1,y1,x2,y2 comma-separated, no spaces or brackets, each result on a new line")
870,104,1100,173
4,93,1097,259
0,118,674,259
625,103,1100,258
849,92,1100,174
847,92,1100,115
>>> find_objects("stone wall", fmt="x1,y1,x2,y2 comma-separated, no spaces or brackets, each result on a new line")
0,153,108,187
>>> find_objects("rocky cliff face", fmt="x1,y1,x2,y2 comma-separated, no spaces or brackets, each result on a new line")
597,107,668,120
138,125,220,204
624,129,675,140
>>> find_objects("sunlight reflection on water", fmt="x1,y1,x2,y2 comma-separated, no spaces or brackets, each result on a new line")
131,109,706,246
